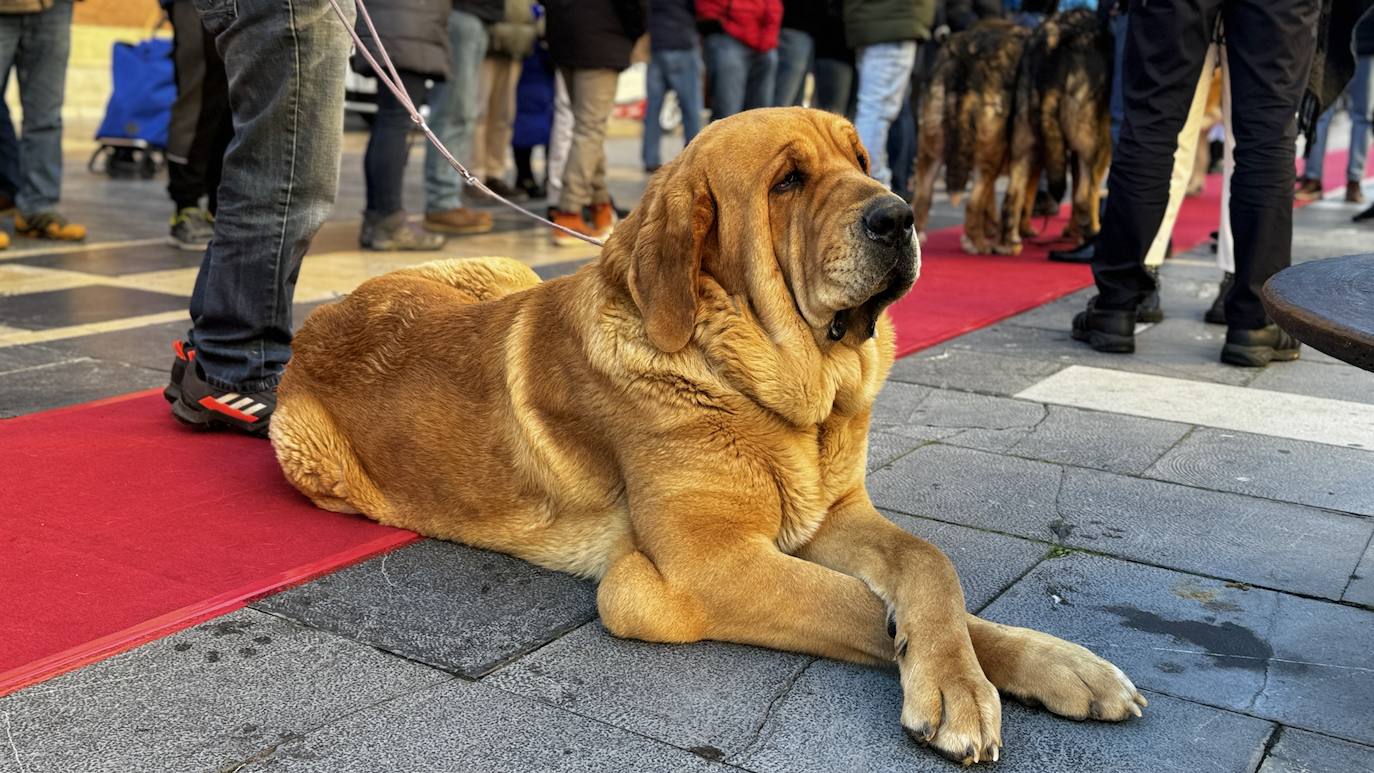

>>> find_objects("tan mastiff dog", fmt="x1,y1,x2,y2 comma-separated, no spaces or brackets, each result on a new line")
272,107,1145,765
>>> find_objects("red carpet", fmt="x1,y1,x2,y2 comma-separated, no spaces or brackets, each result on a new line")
0,393,418,696
1,153,1363,698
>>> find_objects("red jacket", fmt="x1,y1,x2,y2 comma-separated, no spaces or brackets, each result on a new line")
696,0,783,52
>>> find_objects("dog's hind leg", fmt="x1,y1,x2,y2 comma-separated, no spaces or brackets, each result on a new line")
270,392,389,519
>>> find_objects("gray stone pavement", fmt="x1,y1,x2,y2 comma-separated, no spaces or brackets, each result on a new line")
3,138,1374,771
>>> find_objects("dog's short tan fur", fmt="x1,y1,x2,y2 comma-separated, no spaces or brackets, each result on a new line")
273,108,1145,765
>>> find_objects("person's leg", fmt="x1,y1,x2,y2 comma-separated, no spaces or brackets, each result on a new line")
546,69,573,206
364,70,427,216
886,81,916,198
1221,0,1320,333
201,30,233,217
1347,55,1372,183
643,50,668,169
488,56,521,182
424,9,487,214
1299,102,1334,184
186,0,353,394
744,46,779,110
1144,44,1217,268
852,41,917,188
13,0,79,234
811,56,853,116
166,0,208,213
1217,42,1235,275
558,67,617,213
664,46,704,147
471,56,497,182
773,28,813,106
704,33,748,119
1109,12,1128,147
1090,0,1217,313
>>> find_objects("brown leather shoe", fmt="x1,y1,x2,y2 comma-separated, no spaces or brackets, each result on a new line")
1346,181,1365,204
1294,178,1323,202
423,207,493,235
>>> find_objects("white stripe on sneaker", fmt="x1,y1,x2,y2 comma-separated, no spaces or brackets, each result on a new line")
242,403,267,416
217,392,240,404
230,397,254,410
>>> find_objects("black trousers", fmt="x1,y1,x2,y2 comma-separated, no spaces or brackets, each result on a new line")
166,0,233,214
363,69,427,215
1093,0,1319,330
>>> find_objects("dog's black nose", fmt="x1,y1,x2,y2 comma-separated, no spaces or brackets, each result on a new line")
863,197,915,246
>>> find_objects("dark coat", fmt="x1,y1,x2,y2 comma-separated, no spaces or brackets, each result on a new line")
1356,5,1374,56
514,46,556,148
455,0,504,23
650,0,697,51
842,0,936,48
1300,0,1374,142
545,0,645,71
352,0,452,79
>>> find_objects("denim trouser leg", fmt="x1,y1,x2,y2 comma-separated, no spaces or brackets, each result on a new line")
0,80,18,197
1302,103,1334,182
643,51,668,167
666,47,703,145
188,0,353,392
745,47,778,110
774,28,812,106
705,33,748,119
424,10,487,213
1347,55,1372,181
854,41,917,188
812,57,853,116
365,70,428,215
1109,13,1128,148
0,0,72,216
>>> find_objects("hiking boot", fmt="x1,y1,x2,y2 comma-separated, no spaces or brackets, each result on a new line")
484,177,528,203
171,359,275,437
423,207,493,235
550,208,593,247
164,339,195,404
361,211,446,251
167,207,213,251
1072,297,1137,353
1048,235,1096,263
16,211,86,241
1347,181,1365,204
1356,202,1374,223
1137,267,1164,324
1294,178,1323,202
589,201,617,239
1221,323,1301,368
1204,272,1233,325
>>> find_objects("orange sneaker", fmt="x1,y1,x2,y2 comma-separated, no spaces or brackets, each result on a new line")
16,211,86,241
550,209,593,247
589,201,617,238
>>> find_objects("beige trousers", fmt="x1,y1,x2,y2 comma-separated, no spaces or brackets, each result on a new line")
471,55,523,182
557,67,618,212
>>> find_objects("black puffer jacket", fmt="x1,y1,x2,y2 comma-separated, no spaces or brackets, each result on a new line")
353,0,452,79
546,0,646,71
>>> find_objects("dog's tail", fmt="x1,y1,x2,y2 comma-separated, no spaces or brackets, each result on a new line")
1040,90,1068,203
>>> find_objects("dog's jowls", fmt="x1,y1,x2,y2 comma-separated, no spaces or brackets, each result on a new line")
271,108,1144,765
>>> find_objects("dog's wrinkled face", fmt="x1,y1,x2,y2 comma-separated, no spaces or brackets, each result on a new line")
619,107,920,352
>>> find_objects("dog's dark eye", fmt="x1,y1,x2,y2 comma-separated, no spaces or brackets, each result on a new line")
772,170,804,193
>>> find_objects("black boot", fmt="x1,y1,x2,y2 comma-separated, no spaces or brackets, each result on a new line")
1354,202,1374,223
1072,297,1137,353
1049,235,1096,263
1204,272,1234,325
1137,267,1164,323
1220,324,1301,368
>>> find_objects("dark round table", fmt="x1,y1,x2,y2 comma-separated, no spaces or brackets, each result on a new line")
1261,253,1374,372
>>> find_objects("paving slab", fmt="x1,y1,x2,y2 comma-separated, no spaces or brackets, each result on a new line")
887,345,1067,396
486,623,810,759
867,429,924,472
0,356,164,417
253,539,597,678
1147,427,1374,516
0,343,71,374
870,445,1369,598
236,678,724,772
1247,360,1374,406
1002,405,1192,475
1000,288,1095,332
1347,539,1374,608
883,511,1048,611
981,553,1374,745
732,659,1272,773
871,382,1046,447
0,609,447,773
1258,727,1374,773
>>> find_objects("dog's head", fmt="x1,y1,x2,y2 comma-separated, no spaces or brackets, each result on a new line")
608,107,920,353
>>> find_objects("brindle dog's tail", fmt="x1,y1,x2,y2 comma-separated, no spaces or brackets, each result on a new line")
944,88,975,200
1040,91,1068,203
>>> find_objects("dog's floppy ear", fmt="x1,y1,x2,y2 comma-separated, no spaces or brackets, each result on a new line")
625,165,716,353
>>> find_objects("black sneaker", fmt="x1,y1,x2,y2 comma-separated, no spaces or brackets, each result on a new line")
1137,267,1164,324
1221,324,1301,368
1354,202,1374,223
167,207,212,251
1048,235,1096,263
171,360,275,437
163,339,195,404
1072,297,1137,353
1204,272,1233,325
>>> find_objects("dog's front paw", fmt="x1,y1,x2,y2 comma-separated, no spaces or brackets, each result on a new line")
897,646,1002,765
1002,629,1147,722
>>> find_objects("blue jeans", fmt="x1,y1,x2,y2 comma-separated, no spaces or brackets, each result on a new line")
188,0,353,392
366,70,428,215
812,57,854,116
643,46,703,168
0,0,71,216
854,41,916,187
1109,13,1128,148
703,33,777,119
425,9,487,213
773,28,813,106
1303,55,1372,183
